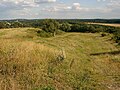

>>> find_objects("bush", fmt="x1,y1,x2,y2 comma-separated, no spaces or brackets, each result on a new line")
41,19,60,36
87,25,96,33
37,30,53,38
70,24,97,33
60,22,71,32
56,30,65,35
70,24,85,32
105,27,116,33
101,33,107,37
113,30,120,43
70,24,79,32
0,22,6,29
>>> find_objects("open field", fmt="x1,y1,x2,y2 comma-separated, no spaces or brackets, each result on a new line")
89,23,120,27
0,28,120,90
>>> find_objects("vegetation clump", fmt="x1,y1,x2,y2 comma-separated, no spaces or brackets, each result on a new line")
41,19,60,37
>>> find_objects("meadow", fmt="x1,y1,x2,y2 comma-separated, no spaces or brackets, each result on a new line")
0,28,120,90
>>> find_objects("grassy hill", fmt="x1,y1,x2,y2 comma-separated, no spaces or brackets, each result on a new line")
0,28,120,90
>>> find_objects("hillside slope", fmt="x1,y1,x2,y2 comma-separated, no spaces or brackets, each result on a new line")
0,28,120,90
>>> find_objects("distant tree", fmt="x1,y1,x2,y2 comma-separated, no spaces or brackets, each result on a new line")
71,24,81,32
81,24,89,32
95,26,105,32
87,25,96,33
71,23,89,32
0,22,6,29
0,22,3,29
11,21,23,28
41,19,60,36
105,27,116,33
70,24,99,33
60,22,71,32
113,30,120,44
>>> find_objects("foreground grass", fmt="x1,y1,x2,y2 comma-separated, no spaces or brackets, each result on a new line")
0,28,120,90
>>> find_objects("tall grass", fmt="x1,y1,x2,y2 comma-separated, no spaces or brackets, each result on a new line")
0,39,61,90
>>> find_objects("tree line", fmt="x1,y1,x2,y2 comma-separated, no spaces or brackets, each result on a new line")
0,19,120,45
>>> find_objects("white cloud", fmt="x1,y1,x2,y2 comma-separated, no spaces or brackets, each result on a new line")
72,3,81,10
107,0,120,8
97,0,106,2
41,2,108,13
0,0,38,11
41,3,82,12
34,0,56,3
0,0,56,11
96,0,120,14
0,0,119,19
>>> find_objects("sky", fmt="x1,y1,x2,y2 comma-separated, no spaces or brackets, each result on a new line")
0,0,120,19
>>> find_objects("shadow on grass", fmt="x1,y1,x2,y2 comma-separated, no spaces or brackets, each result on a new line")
90,50,120,56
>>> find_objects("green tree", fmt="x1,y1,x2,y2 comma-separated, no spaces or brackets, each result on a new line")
11,21,23,28
87,25,96,33
41,19,60,36
113,30,120,44
0,22,6,29
60,22,71,32
71,24,81,32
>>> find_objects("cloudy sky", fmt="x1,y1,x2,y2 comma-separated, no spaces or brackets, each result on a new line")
0,0,120,19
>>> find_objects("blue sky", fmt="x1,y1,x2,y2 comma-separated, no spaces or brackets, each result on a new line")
0,0,120,19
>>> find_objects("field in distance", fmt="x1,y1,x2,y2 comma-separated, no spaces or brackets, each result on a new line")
0,28,120,90
89,23,120,27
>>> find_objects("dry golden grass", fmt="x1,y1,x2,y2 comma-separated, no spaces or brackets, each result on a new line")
89,23,120,27
0,39,60,90
0,28,120,90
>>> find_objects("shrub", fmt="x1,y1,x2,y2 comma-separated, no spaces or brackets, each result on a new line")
101,33,107,37
113,30,120,43
70,24,97,33
70,24,83,32
0,22,6,29
37,30,53,38
55,30,65,35
11,21,23,28
105,27,116,33
87,25,96,33
60,22,71,32
41,19,60,36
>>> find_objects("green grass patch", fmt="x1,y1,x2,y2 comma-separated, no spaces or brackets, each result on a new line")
0,31,6,36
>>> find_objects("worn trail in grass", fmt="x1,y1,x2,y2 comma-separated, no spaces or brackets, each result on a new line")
0,28,120,90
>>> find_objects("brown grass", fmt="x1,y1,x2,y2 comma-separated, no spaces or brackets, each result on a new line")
0,28,120,90
89,23,120,27
0,38,61,90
